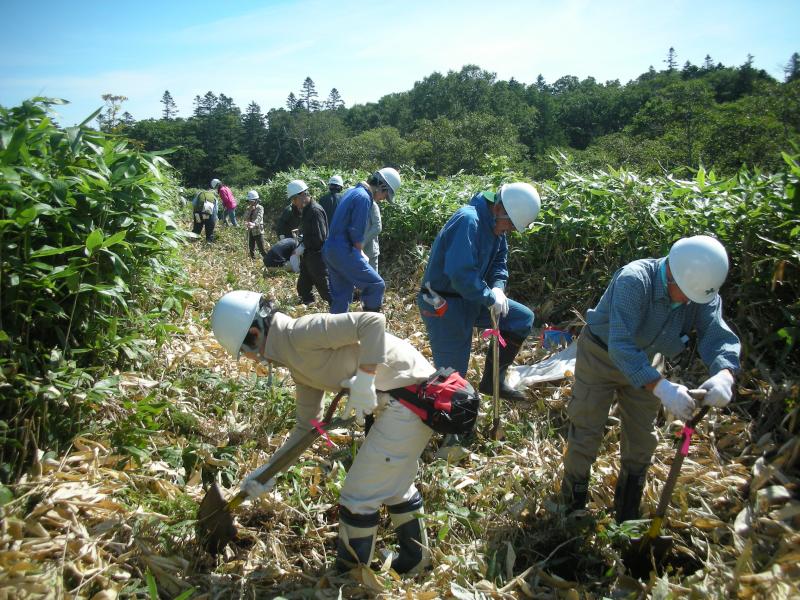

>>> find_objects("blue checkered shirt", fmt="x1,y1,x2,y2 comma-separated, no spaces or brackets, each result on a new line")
586,257,741,388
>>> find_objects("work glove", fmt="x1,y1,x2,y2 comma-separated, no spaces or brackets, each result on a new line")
422,282,446,310
340,369,378,427
491,287,509,317
700,370,734,407
295,243,305,257
653,378,696,421
288,253,301,273
240,464,276,499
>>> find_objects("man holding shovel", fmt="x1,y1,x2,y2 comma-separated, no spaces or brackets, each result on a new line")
210,291,436,575
559,235,741,523
417,182,541,400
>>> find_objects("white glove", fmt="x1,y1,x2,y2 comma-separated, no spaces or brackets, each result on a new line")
240,464,276,499
700,370,734,407
295,243,305,257
340,369,377,426
491,287,509,317
653,379,696,421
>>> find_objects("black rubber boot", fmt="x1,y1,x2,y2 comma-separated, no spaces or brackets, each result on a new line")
388,492,430,575
335,506,380,572
362,305,382,313
478,331,527,401
614,465,648,523
559,473,589,513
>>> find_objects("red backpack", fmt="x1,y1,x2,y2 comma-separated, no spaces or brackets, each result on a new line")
389,367,479,435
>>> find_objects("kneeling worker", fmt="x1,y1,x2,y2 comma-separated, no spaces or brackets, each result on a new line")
211,291,451,575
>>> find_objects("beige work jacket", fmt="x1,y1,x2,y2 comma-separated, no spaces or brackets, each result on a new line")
264,312,432,393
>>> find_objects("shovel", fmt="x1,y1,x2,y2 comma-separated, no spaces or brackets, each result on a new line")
623,389,709,577
196,390,347,555
488,308,504,441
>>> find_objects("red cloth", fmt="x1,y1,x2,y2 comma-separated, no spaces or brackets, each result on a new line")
218,185,237,209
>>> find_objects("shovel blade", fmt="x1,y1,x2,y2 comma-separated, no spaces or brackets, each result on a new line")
623,535,674,578
196,483,237,555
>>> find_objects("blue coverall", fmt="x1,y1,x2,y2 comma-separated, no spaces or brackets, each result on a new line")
417,192,534,376
323,183,385,313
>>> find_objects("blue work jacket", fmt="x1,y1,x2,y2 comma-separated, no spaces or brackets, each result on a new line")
421,192,508,307
326,183,372,249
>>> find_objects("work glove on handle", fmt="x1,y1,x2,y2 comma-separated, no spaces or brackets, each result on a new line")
491,287,509,317
340,369,377,426
700,370,734,407
241,464,277,499
653,378,696,421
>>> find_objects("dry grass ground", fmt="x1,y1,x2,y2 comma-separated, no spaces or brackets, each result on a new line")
1,225,798,599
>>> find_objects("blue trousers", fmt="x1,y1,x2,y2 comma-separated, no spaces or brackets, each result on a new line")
323,244,385,313
417,293,534,376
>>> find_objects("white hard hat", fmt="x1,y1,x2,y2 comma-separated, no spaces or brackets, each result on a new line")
286,179,308,199
375,167,401,200
668,235,729,304
328,175,344,187
246,190,259,201
210,178,221,189
211,290,262,359
499,182,541,231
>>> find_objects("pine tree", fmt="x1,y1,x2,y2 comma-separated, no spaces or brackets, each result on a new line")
785,52,800,82
703,54,714,70
193,92,217,117
665,47,678,72
324,88,344,110
160,90,178,119
300,77,319,111
286,92,299,110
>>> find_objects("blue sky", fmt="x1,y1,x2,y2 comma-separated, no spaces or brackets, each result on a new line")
1,0,798,125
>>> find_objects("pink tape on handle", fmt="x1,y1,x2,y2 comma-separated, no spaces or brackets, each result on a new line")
481,329,507,348
310,419,335,448
680,426,695,456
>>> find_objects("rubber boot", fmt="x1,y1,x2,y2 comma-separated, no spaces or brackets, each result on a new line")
387,492,430,575
335,506,379,572
362,305,381,313
614,464,648,523
478,331,527,401
559,473,589,513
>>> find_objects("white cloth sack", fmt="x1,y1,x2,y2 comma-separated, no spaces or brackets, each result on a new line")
506,342,577,390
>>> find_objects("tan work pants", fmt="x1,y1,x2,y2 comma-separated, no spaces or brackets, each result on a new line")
563,329,663,481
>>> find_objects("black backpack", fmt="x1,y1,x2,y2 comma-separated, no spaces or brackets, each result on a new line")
389,367,479,435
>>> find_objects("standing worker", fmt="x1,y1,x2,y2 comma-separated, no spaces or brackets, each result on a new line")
275,197,302,240
319,175,344,225
192,180,219,242
213,178,238,226
418,183,541,401
210,291,463,575
287,180,332,307
243,190,268,261
559,235,741,523
323,168,401,313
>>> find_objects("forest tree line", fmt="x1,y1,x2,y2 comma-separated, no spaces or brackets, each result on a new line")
103,49,800,186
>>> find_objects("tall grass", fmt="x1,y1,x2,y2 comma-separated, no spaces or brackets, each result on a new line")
0,98,192,478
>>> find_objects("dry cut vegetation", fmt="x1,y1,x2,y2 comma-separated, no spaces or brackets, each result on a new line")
1,225,798,600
